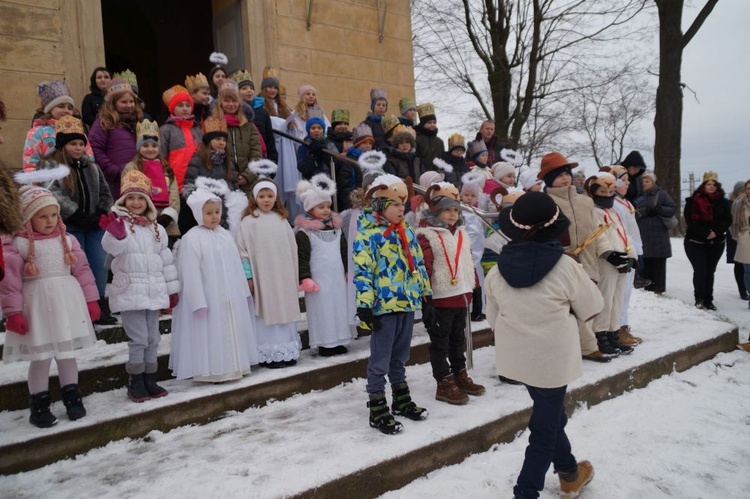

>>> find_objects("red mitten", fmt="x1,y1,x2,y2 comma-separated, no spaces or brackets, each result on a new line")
99,212,126,240
169,294,179,308
194,308,207,320
299,278,319,293
6,314,29,335
87,301,101,322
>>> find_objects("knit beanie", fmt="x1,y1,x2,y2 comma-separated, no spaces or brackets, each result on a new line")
641,171,657,184
54,115,87,149
261,67,280,89
419,170,445,189
306,116,327,135
518,168,543,191
491,162,515,182
298,85,316,97
19,185,60,224
38,80,74,115
542,165,572,188
296,173,336,212
162,85,193,114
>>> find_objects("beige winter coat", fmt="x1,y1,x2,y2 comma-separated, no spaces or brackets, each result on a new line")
485,255,603,388
731,195,750,264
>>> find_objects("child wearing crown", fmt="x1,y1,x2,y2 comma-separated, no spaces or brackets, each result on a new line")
1,170,101,428
185,72,211,127
416,182,484,405
100,171,179,401
159,85,202,192
414,103,445,173
353,174,431,434
437,133,469,186
294,174,352,356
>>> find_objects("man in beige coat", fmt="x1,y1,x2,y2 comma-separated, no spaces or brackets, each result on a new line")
485,191,603,499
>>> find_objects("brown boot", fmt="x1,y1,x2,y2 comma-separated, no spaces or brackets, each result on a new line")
559,460,594,498
436,376,469,405
737,342,750,353
582,351,612,363
618,325,642,346
454,368,486,395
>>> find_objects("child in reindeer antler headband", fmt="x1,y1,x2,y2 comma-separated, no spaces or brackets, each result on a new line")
352,173,431,434
415,181,484,406
293,173,352,357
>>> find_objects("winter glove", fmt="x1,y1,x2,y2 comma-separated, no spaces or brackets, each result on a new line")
99,212,126,240
86,211,107,231
194,308,207,320
169,294,179,309
6,313,29,335
605,251,629,268
308,140,326,157
357,307,379,332
87,301,101,322
299,278,319,293
421,296,439,331
157,214,173,229
646,206,660,216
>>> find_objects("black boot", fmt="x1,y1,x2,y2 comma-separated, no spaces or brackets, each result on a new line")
595,331,620,357
391,382,429,421
127,374,151,402
143,372,168,398
60,384,86,420
607,331,633,355
368,392,403,435
94,297,117,326
29,391,58,428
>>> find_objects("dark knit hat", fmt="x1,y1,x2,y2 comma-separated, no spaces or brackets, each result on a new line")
54,115,87,149
202,117,228,144
619,150,646,169
497,191,570,243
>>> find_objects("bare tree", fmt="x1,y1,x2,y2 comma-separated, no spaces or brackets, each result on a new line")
412,0,650,150
653,0,718,206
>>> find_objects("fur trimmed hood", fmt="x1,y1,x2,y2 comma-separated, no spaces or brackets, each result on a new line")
0,164,22,234
293,212,342,231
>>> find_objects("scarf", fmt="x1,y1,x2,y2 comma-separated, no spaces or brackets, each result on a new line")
211,150,226,167
690,190,720,222
377,211,417,274
225,114,240,127
141,159,170,206
593,195,615,209
119,112,138,131
303,212,333,229
170,114,195,124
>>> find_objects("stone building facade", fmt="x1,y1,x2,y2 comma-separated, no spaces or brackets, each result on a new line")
0,0,415,168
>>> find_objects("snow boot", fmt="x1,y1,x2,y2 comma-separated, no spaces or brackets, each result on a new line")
60,384,86,420
127,374,151,402
559,460,594,498
391,382,429,421
368,392,403,435
94,297,117,326
436,376,469,405
143,372,168,398
595,331,620,357
582,351,612,363
454,368,486,395
618,325,642,346
318,346,337,357
29,391,58,428
607,330,633,355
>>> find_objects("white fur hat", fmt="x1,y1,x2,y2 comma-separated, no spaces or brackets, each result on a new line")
296,173,337,212
518,168,543,191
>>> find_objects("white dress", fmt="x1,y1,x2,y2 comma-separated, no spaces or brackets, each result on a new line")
169,226,258,382
301,227,352,349
1,236,97,362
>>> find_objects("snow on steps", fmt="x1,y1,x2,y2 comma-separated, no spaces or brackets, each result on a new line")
0,290,739,498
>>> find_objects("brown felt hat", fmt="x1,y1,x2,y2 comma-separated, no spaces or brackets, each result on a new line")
537,152,579,180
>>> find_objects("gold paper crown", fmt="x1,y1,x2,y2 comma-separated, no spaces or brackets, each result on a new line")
232,70,253,86
162,85,190,108
185,72,209,92
279,84,287,96
120,170,153,199
218,79,239,96
703,170,719,182
382,115,400,134
202,116,228,135
416,102,435,118
448,133,466,150
392,124,416,139
107,77,133,96
115,69,138,93
54,115,85,136
263,67,279,80
331,108,350,124
136,119,160,142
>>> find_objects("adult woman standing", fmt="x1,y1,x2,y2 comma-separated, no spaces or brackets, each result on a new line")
634,172,677,294
81,67,111,129
89,76,142,199
727,181,750,300
733,180,750,352
683,172,732,310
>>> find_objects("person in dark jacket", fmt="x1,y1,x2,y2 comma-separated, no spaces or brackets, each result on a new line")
384,129,422,181
232,69,279,163
633,172,677,294
414,103,445,172
297,116,339,181
437,133,469,186
465,120,508,167
327,108,352,154
683,172,733,310
81,67,111,129
363,88,388,150
619,150,646,202
398,97,418,128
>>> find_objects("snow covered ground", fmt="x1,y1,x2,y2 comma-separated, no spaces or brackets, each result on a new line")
0,239,747,499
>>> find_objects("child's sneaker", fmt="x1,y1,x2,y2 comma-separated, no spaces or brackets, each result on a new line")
391,382,429,421
559,460,594,498
367,393,403,435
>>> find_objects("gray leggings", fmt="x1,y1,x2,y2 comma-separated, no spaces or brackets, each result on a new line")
121,309,161,373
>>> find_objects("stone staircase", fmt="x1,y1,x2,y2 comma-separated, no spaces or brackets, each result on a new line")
0,290,739,498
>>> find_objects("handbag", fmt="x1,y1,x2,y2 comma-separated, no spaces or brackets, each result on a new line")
653,189,679,229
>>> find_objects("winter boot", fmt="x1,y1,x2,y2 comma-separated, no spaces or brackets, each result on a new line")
94,297,117,326
737,342,750,353
607,330,633,355
559,460,594,498
391,382,429,421
60,384,86,420
595,331,620,357
582,351,612,363
29,391,58,428
143,372,168,398
127,374,151,402
367,392,403,435
618,325,642,346
454,368,486,395
703,300,717,311
435,376,469,405
318,346,336,357
695,299,704,310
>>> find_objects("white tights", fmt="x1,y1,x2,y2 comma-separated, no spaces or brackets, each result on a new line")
28,358,79,395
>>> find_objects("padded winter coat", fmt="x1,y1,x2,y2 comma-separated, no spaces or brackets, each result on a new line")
23,119,95,171
159,118,202,190
227,121,262,191
415,128,445,173
634,186,677,259
88,116,138,199
384,149,423,181
683,192,732,245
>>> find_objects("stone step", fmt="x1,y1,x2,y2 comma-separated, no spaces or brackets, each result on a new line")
0,322,494,475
